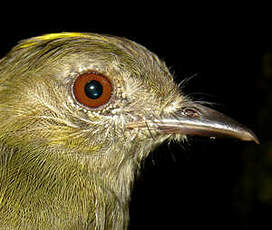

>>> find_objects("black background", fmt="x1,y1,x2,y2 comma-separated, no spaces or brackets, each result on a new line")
0,6,270,230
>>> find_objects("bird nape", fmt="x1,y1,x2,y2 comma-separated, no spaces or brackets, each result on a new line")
0,32,258,229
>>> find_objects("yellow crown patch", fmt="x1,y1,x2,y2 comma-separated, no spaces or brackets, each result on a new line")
19,32,91,48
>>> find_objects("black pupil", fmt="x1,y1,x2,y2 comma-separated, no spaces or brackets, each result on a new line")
84,80,103,99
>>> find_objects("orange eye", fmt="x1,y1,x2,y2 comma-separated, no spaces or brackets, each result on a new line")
73,73,112,108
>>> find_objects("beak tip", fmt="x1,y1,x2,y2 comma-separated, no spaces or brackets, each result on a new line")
242,130,260,144
250,136,260,145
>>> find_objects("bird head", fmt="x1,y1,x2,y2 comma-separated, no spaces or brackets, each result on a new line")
0,32,258,172
0,32,259,229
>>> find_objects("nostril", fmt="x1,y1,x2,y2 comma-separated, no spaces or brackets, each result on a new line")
182,107,200,118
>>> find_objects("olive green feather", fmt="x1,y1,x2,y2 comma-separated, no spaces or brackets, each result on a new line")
0,33,182,229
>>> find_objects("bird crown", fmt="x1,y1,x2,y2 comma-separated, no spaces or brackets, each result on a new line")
18,32,92,48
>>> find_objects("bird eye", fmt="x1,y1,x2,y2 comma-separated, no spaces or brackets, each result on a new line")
73,73,112,108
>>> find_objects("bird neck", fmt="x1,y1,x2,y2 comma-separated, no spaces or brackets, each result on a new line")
0,141,153,228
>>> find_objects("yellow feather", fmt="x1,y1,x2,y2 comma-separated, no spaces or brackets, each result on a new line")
18,32,91,48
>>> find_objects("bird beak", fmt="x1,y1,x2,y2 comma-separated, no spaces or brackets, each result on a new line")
156,102,259,144
128,102,259,144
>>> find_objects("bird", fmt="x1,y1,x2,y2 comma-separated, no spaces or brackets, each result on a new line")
0,32,258,229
